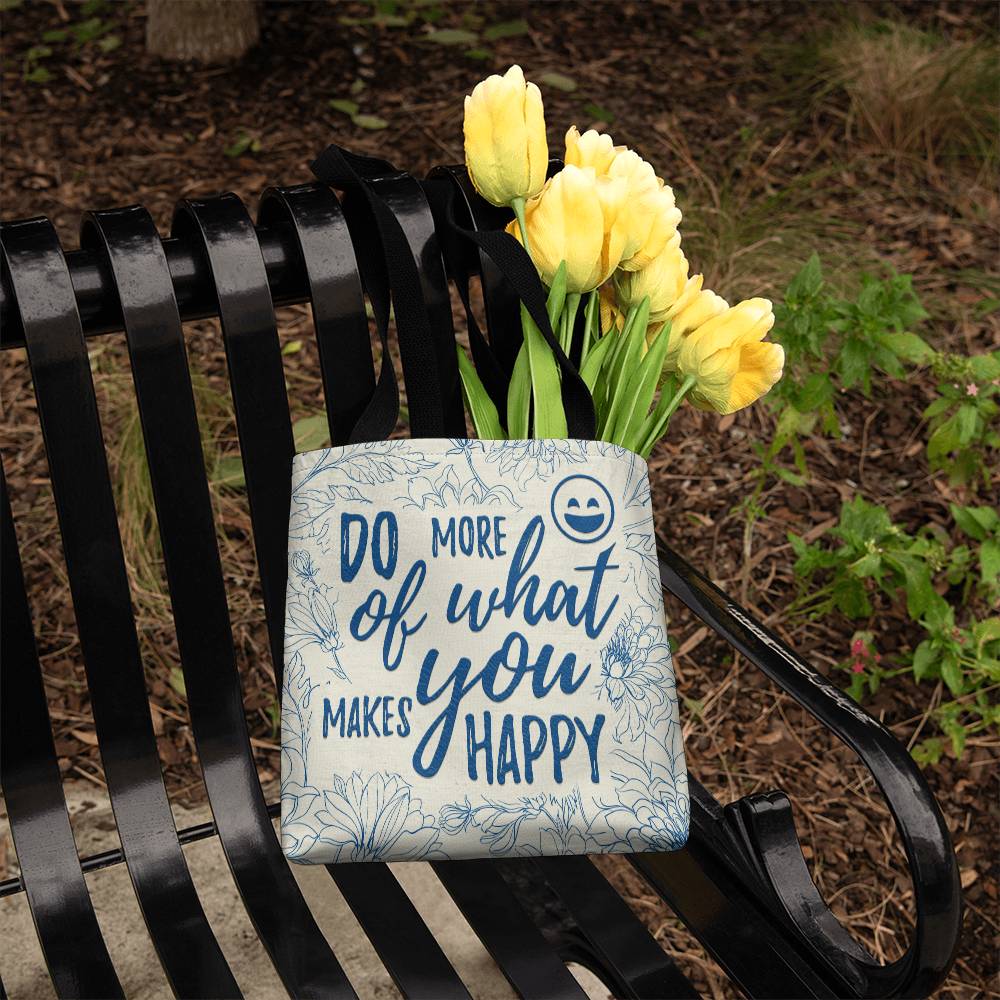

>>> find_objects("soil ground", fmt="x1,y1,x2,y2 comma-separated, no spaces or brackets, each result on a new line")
1,1,997,997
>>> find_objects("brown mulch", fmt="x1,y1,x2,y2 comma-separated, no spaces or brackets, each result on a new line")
1,1,998,997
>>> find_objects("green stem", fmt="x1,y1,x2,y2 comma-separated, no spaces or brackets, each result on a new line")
561,292,581,355
580,288,599,366
511,196,530,256
639,374,696,457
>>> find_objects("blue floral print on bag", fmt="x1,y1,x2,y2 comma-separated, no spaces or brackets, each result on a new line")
280,438,689,863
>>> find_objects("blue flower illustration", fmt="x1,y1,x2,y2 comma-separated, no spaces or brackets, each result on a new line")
610,752,689,852
598,609,673,742
485,439,587,488
285,578,346,680
439,797,474,834
312,771,443,862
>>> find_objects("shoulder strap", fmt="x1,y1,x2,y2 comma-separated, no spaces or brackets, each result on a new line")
311,145,446,441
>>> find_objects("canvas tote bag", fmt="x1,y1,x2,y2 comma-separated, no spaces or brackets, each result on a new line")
280,145,689,864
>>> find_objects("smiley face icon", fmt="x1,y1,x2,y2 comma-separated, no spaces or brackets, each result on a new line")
550,474,615,544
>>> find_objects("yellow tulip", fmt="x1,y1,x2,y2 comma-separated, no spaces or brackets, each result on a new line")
464,65,548,207
614,232,687,322
506,164,628,293
565,127,681,271
607,151,682,270
676,298,784,414
659,281,727,365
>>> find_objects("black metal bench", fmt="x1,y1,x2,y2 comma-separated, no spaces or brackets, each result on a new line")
0,162,962,999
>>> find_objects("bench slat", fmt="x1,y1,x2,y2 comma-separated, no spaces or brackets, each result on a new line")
1,217,241,999
0,469,125,999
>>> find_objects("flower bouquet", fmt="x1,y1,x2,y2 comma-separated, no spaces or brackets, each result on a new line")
458,65,785,454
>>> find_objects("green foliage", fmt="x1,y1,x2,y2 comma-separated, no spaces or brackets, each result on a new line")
790,495,1000,761
20,0,121,84
923,352,1000,489
336,0,531,62
223,130,261,158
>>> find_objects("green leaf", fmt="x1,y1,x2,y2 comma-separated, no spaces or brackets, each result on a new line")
25,66,52,83
292,413,331,453
213,455,246,489
169,667,187,698
329,98,360,116
614,319,673,450
786,253,823,301
0,0,24,10
506,343,531,439
42,28,68,42
912,640,937,681
579,332,615,393
600,297,650,438
456,345,504,439
223,133,254,158
464,48,492,60
583,102,614,123
941,653,964,697
282,339,303,356
353,114,389,130
956,404,978,444
71,16,106,43
26,44,53,60
424,28,478,44
912,738,943,767
539,71,577,92
97,33,120,52
483,18,529,40
980,540,1000,586
880,331,932,363
521,303,567,437
546,261,568,332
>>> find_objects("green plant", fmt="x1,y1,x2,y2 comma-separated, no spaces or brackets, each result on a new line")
923,352,1000,489
790,495,1000,761
20,0,121,83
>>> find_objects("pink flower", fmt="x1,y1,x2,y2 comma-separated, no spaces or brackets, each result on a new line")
966,383,979,397
851,638,866,656
851,661,865,674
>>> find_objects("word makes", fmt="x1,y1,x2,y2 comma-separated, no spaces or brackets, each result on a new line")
465,713,606,785
323,695,412,739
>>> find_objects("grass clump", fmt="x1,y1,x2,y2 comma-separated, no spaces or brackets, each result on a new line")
817,20,999,172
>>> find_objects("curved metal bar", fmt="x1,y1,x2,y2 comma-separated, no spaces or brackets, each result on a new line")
0,225,306,347
521,856,700,999
654,542,962,998
258,185,376,446
432,861,589,1000
172,193,296,684
0,217,241,999
80,204,356,1000
0,465,125,999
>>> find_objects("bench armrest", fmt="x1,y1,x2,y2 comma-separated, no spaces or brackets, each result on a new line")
657,540,962,999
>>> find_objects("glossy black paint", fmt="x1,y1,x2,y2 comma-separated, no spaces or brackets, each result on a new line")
0,164,962,1000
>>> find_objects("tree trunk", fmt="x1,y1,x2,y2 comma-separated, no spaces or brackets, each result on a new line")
146,0,260,64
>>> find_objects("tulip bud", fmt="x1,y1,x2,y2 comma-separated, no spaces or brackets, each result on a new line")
506,164,628,293
565,125,619,174
676,298,784,414
464,65,548,207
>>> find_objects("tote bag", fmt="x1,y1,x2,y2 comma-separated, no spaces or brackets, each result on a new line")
279,145,689,864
